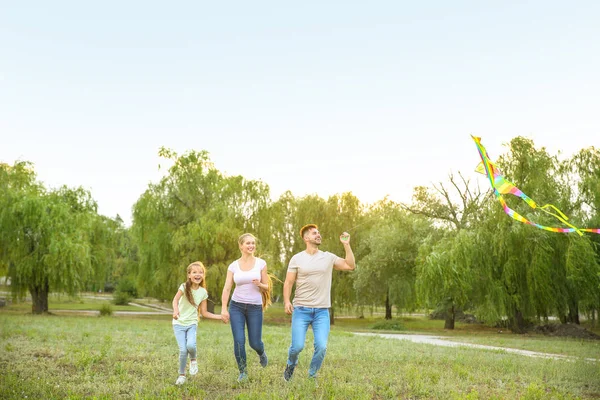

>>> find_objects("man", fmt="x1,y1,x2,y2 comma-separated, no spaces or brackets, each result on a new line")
283,223,356,381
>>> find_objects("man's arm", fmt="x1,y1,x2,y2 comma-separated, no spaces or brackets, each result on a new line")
334,231,356,271
283,271,297,315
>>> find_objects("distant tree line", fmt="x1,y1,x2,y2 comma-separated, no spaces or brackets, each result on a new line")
2,137,599,333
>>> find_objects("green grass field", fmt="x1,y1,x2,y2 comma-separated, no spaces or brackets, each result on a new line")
1,310,598,399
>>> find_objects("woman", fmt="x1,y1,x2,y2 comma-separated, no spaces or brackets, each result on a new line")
221,233,271,382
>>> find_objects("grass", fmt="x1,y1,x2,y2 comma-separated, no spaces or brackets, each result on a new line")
3,298,147,312
0,312,598,399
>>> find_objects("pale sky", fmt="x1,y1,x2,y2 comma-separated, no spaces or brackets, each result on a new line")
1,1,598,225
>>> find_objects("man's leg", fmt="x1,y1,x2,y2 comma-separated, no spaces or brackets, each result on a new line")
285,307,311,380
308,308,330,378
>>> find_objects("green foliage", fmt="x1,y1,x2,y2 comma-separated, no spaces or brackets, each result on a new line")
116,277,138,298
0,161,122,313
355,199,433,313
113,291,132,306
371,319,405,331
99,303,113,316
131,148,273,301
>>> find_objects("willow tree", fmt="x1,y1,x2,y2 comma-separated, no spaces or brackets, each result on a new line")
416,229,482,329
355,199,431,319
131,148,272,304
403,172,484,328
1,161,99,313
466,137,600,332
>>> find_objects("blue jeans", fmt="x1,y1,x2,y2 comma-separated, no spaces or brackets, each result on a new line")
229,300,265,373
287,306,330,377
173,323,197,375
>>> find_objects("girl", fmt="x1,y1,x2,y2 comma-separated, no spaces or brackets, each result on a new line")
221,233,272,382
172,261,223,385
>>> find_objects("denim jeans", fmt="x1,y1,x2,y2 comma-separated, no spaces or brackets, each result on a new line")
287,306,330,377
173,323,197,375
229,300,265,372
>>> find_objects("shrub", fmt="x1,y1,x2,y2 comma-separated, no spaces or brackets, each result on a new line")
116,278,138,298
371,319,405,331
113,291,132,306
99,304,113,316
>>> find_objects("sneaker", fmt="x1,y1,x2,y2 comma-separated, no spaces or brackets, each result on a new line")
237,371,248,383
283,364,295,382
175,375,186,385
189,360,198,375
259,352,268,368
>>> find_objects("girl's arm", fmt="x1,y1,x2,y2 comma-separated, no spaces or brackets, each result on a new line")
172,290,183,319
199,299,222,320
220,271,234,322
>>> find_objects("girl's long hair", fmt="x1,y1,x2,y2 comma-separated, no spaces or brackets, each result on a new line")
238,233,273,311
184,261,207,308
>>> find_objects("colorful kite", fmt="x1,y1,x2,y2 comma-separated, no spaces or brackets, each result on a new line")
472,136,600,235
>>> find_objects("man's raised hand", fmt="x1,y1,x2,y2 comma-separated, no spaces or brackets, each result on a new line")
339,232,350,244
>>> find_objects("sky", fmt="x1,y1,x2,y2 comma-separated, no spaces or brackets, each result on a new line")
1,1,599,225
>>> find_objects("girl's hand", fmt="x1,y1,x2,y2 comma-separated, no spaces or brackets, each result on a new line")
173,311,180,320
221,310,230,323
252,279,262,287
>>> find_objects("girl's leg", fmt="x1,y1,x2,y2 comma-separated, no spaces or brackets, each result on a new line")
185,324,197,360
229,301,248,373
173,324,188,375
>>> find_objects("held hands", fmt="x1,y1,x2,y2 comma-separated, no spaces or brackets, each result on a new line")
221,310,230,324
284,301,294,315
339,232,351,244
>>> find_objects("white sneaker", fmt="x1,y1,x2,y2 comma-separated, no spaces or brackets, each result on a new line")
175,375,186,385
189,360,198,375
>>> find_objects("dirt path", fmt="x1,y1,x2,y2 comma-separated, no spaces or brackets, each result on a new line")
353,332,598,362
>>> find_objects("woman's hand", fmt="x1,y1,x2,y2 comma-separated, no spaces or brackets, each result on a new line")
221,309,230,323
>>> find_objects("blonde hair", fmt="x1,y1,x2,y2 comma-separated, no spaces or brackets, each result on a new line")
184,261,206,307
238,233,257,246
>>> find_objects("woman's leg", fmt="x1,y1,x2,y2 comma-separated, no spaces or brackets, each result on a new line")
229,301,248,373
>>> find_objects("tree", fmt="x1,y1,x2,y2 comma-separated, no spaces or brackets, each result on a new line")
131,148,272,306
403,172,484,328
355,199,431,319
1,161,99,313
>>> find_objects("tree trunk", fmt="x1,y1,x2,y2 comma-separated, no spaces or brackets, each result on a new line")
385,292,392,320
329,307,335,325
206,294,215,314
510,307,527,334
444,303,455,330
30,280,49,314
567,303,580,324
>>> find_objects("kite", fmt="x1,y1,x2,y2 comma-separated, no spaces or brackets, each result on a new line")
472,135,600,235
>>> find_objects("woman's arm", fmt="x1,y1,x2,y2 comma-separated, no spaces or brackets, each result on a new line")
253,266,269,291
220,271,234,323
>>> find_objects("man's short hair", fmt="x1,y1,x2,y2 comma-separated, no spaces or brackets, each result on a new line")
299,224,318,238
